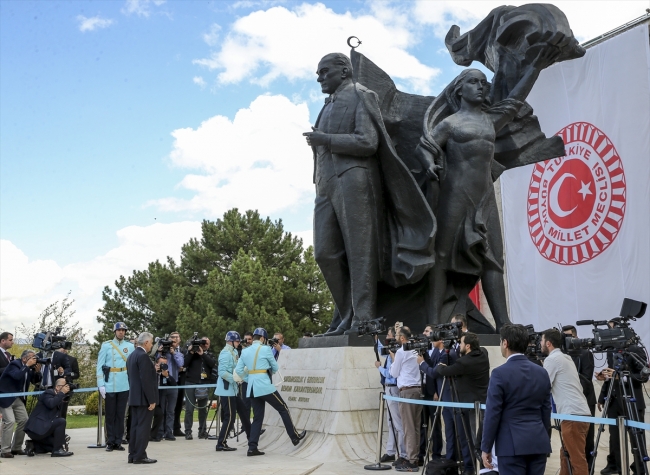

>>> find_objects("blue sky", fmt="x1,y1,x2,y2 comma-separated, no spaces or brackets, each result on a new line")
2,0,647,336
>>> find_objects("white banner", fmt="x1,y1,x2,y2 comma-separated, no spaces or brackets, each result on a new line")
501,25,650,349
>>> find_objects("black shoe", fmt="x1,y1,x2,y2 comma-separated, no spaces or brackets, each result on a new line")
291,430,307,446
149,438,161,442
121,439,128,444
207,435,218,440
105,443,114,452
418,458,425,467
164,436,176,441
11,450,26,456
173,430,185,437
601,467,619,475
25,441,35,457
247,449,265,456
198,432,208,439
0,453,14,458
133,458,157,464
113,444,125,451
380,454,396,463
395,460,419,472
51,449,73,457
128,459,133,464
216,443,237,452
393,457,407,467
185,433,193,440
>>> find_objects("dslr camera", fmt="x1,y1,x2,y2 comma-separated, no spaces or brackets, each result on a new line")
380,338,402,356
187,332,208,352
267,337,280,347
358,317,387,336
32,327,72,353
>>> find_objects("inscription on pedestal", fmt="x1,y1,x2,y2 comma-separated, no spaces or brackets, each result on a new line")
276,369,328,409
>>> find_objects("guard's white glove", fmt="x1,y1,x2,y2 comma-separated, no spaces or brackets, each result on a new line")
99,386,106,399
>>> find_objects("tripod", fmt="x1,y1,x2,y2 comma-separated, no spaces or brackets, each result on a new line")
552,416,574,475
590,355,648,475
423,375,479,475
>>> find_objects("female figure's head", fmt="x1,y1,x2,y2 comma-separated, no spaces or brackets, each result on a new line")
446,68,490,113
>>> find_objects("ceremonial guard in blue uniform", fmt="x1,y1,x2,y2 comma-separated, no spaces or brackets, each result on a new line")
235,328,306,456
214,331,251,451
96,322,135,451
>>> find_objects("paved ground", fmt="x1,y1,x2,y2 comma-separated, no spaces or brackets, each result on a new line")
0,424,632,475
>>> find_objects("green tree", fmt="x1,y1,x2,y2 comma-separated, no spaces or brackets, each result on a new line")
96,209,333,349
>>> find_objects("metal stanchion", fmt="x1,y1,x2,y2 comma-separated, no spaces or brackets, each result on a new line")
87,390,106,448
618,416,629,475
364,392,392,470
474,400,481,466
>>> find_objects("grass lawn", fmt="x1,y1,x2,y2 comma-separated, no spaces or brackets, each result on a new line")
67,410,204,429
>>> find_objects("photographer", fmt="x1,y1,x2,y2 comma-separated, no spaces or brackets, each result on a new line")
418,325,445,463
419,332,490,474
24,378,73,457
0,349,42,457
36,346,71,389
183,335,215,440
374,326,406,464
234,328,305,456
150,354,176,442
389,326,422,472
540,329,591,475
169,332,187,437
153,335,183,440
56,347,79,420
562,325,596,467
215,331,251,451
596,326,647,475
271,332,291,361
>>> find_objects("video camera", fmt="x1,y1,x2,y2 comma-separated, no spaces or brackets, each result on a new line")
568,298,646,353
402,321,464,354
187,332,208,352
524,324,544,359
380,338,402,356
32,327,72,353
358,317,386,337
156,334,173,353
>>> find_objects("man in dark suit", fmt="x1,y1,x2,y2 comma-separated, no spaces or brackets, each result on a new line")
24,378,73,456
126,332,158,464
0,349,42,457
418,325,441,463
563,325,597,467
0,332,14,377
420,332,490,474
481,324,552,475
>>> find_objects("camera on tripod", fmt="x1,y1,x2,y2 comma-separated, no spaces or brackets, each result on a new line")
187,332,208,352
524,324,544,359
32,327,72,353
567,298,646,353
358,317,387,336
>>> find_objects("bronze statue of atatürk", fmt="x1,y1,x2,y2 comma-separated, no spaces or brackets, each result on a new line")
305,4,585,335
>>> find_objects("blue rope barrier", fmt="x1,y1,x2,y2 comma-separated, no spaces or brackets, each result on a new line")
382,394,649,429
0,383,217,399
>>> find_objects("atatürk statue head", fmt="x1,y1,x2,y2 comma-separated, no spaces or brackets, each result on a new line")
316,53,352,95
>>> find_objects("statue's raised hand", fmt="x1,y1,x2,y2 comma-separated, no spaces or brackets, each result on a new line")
531,46,561,71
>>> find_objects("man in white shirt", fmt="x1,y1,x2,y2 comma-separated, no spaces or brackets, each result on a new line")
541,329,591,475
389,326,422,472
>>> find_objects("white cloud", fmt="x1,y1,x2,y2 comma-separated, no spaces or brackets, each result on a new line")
122,0,166,18
412,1,650,43
77,15,114,32
0,222,201,337
149,94,315,217
193,2,440,94
193,76,207,88
295,230,313,250
202,23,221,47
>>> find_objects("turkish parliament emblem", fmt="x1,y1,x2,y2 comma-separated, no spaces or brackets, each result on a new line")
527,122,626,264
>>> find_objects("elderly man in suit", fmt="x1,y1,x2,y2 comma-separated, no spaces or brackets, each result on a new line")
481,324,552,475
0,349,42,458
235,328,305,456
24,378,73,456
126,332,158,464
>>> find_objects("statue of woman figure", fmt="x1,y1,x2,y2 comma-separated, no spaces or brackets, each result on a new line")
420,48,559,329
